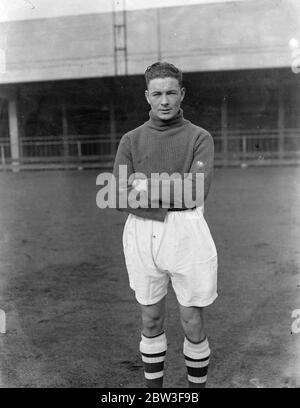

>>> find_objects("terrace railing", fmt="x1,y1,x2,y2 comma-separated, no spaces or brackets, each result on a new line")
1,129,300,170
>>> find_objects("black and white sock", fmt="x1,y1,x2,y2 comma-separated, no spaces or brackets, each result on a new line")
139,332,167,388
183,336,210,388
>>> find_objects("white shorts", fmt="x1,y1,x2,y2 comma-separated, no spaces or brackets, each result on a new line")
122,207,218,307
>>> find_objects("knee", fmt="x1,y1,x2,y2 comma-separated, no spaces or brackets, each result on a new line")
180,314,205,343
181,313,201,328
142,313,164,337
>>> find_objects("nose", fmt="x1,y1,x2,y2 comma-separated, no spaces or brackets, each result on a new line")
160,94,169,106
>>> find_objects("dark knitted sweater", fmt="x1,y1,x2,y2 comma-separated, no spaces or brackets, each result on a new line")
112,109,214,222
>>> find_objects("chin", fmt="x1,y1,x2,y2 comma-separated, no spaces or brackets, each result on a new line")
157,111,176,121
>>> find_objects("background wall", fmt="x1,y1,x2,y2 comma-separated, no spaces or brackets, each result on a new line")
0,0,299,83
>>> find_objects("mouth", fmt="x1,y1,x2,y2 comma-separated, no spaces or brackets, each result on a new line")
160,109,171,113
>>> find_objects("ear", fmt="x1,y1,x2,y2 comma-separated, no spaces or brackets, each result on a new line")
180,87,186,102
145,90,150,105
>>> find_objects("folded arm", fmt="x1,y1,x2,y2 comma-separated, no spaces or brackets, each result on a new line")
140,131,214,209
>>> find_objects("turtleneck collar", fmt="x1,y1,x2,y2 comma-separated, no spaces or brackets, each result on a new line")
147,108,185,130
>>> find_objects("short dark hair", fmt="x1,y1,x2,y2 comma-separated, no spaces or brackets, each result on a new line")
145,62,183,87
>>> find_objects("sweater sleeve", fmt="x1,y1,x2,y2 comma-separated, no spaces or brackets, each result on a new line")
147,130,214,208
189,130,214,202
112,133,168,221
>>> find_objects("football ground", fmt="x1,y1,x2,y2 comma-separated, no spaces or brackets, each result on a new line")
0,166,300,388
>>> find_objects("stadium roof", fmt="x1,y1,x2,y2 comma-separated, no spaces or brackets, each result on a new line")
0,0,299,84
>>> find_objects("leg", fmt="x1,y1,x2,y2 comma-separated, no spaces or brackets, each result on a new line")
139,296,167,388
179,305,205,343
179,305,210,388
140,296,166,338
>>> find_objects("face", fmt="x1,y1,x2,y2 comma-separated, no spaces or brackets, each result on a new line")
145,77,185,121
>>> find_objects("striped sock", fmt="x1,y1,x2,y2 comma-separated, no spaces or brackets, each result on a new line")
183,336,210,388
139,331,167,388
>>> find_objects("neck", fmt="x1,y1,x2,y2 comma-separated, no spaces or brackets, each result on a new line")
148,108,184,130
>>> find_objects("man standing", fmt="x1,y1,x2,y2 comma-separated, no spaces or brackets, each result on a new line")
112,62,218,388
